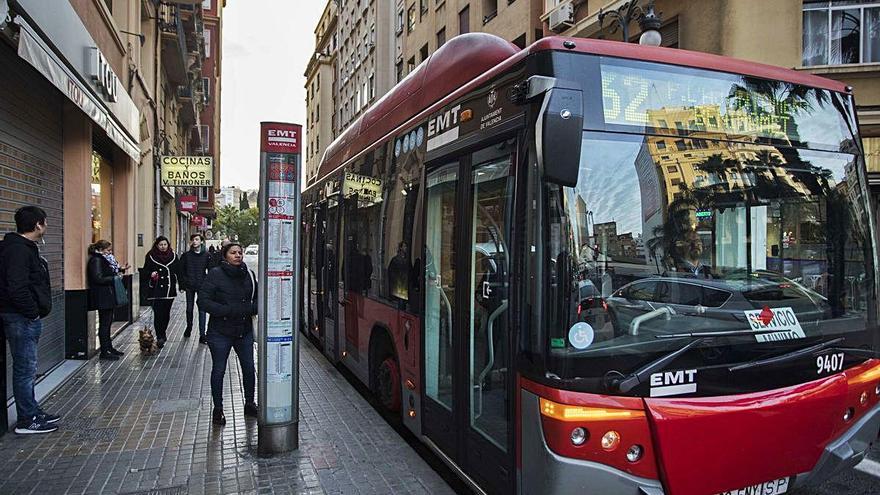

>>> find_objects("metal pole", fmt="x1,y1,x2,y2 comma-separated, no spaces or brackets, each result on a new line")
257,122,302,455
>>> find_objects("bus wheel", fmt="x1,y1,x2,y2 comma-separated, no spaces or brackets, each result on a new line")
375,356,401,413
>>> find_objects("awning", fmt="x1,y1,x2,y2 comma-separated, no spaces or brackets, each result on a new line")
15,17,141,161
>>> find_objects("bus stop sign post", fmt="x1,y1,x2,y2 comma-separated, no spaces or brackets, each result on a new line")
257,122,302,455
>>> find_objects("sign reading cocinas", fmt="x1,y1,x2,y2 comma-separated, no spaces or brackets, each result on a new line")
160,156,214,187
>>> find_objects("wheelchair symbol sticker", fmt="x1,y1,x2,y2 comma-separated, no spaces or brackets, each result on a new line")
568,322,594,350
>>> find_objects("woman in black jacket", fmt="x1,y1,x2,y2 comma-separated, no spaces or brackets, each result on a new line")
198,242,258,426
142,236,180,347
88,240,130,360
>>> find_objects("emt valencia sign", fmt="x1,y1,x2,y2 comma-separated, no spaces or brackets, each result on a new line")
160,156,214,187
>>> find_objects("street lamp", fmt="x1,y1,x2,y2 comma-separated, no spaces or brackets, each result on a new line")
598,0,663,46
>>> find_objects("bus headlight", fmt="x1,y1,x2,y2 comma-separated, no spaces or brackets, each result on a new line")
601,431,620,451
626,444,644,462
570,427,587,446
875,383,880,396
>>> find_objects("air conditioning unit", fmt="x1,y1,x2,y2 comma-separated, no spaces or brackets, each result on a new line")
548,1,575,33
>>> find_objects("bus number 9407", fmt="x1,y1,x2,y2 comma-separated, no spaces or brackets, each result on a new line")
816,353,845,375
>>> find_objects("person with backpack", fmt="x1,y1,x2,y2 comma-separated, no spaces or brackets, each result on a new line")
87,239,130,360
198,242,258,426
179,234,210,343
142,236,180,348
0,206,59,434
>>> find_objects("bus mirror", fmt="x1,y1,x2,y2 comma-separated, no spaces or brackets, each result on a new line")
539,88,583,187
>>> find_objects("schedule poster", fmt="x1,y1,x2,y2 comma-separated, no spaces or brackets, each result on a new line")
258,122,302,428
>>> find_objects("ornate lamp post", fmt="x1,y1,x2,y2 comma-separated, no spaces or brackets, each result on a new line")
598,0,663,46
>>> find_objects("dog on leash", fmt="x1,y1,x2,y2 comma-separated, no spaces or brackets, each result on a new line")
138,327,159,355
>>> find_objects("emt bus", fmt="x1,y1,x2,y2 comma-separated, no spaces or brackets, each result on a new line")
301,33,880,495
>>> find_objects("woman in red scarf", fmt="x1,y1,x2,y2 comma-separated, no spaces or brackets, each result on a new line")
142,236,181,347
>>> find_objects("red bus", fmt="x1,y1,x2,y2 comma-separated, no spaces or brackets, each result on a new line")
301,33,880,495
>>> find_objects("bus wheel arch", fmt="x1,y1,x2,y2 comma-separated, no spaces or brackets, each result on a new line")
369,325,401,413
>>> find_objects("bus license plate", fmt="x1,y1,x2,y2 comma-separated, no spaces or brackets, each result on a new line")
716,477,791,495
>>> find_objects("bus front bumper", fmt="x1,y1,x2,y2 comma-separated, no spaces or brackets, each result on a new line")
520,390,664,495
794,401,880,489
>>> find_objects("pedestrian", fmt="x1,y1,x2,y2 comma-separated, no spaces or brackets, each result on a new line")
207,245,218,269
0,206,60,434
142,236,180,348
87,239,130,360
198,242,258,425
179,234,210,344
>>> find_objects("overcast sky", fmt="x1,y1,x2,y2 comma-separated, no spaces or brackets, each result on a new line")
220,1,325,190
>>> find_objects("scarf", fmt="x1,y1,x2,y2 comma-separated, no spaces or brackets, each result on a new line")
149,246,175,264
101,252,121,274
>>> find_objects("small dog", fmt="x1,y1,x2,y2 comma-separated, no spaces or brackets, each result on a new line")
139,327,159,355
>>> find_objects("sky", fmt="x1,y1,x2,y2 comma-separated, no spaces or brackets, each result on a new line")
220,0,325,189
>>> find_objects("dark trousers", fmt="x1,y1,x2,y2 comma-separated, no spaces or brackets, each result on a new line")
98,308,115,353
152,299,173,340
185,289,207,336
206,331,255,410
1,313,42,423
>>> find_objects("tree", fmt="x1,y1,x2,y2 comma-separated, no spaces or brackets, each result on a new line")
240,192,250,210
214,205,260,247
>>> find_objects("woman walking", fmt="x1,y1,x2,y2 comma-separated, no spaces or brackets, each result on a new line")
87,240,129,360
142,236,180,348
198,242,258,425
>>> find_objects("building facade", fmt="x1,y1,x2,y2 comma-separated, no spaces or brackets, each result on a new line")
0,0,223,426
305,0,338,185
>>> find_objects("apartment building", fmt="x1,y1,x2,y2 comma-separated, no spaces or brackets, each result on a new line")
198,0,225,229
0,0,222,426
394,0,543,82
305,0,339,185
336,0,396,134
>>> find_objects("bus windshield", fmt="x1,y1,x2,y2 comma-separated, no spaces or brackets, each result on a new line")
541,59,877,390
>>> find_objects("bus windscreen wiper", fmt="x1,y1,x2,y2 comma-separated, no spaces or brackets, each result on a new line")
728,337,845,372
605,337,708,394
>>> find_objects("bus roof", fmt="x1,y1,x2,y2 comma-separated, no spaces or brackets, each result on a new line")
314,34,851,186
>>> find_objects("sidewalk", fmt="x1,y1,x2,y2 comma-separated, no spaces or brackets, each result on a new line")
0,300,455,495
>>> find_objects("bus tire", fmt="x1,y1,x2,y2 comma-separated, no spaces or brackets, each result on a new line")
374,356,401,413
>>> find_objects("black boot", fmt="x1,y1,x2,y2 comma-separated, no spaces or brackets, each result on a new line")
184,324,192,338
244,403,258,418
109,347,124,356
99,352,119,361
212,408,226,426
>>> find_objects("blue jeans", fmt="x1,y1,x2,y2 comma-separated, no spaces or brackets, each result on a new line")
1,313,42,422
206,331,255,410
185,289,207,336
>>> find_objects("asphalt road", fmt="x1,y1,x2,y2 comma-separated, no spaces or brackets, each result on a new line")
797,443,880,495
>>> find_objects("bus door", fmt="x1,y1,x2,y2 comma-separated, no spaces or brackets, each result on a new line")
310,202,327,342
424,140,515,494
322,196,342,361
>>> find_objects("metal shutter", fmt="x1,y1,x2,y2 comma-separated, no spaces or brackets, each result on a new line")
0,42,66,396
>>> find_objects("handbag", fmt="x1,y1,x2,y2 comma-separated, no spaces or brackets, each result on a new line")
114,276,130,307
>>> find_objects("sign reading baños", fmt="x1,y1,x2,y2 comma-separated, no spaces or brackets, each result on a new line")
160,156,214,187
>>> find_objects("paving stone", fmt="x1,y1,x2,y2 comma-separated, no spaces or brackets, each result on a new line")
0,300,455,494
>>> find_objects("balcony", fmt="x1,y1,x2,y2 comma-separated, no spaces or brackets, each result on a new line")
159,2,189,85
177,84,198,126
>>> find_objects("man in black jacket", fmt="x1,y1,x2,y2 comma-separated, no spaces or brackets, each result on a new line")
179,234,210,342
0,206,59,434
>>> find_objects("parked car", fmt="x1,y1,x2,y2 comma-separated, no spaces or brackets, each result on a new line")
244,244,259,269
605,272,831,337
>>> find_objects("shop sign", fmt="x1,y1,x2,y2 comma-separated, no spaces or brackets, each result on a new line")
89,48,118,103
160,156,214,187
191,215,206,227
179,195,198,212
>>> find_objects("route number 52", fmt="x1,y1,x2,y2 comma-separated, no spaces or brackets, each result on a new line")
816,353,845,375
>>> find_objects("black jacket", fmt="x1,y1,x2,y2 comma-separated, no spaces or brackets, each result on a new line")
87,253,118,311
198,262,257,338
0,232,51,319
142,252,181,300
179,248,210,291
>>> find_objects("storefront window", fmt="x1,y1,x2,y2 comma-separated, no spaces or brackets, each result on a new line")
91,151,113,243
